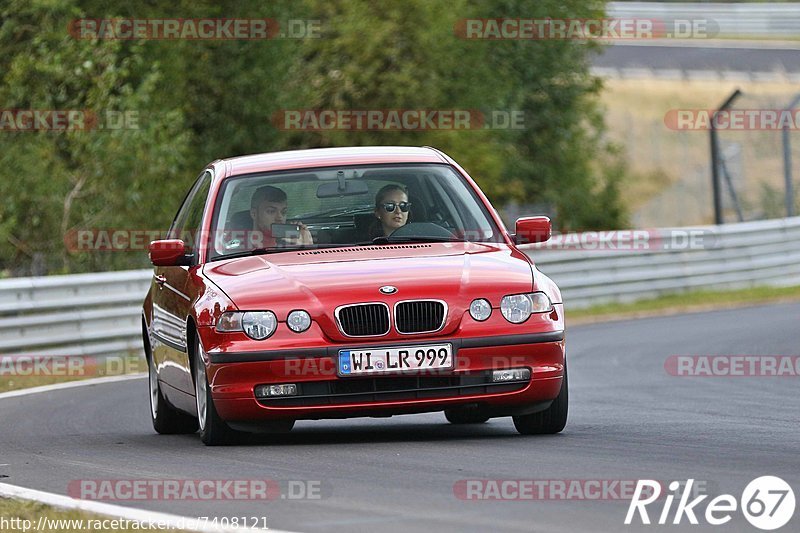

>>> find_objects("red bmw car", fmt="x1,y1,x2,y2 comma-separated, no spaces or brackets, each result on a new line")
143,146,566,445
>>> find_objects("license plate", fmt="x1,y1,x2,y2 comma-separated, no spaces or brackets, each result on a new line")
338,343,453,376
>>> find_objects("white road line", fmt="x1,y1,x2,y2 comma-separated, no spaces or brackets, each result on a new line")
0,374,146,401
0,378,304,533
0,482,302,533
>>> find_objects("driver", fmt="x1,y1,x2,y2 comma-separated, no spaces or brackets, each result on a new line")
372,184,411,238
249,185,313,247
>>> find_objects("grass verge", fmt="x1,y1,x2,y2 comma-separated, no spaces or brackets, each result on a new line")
569,284,800,325
599,77,800,226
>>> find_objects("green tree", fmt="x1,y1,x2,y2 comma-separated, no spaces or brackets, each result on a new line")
0,0,626,275
0,0,192,274
290,0,627,230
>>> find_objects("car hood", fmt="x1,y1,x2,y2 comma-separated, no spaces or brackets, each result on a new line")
203,242,534,313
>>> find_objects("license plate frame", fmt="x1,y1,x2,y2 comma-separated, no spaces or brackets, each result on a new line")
337,343,454,377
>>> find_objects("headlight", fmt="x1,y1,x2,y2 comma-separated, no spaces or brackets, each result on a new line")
242,311,278,340
286,310,312,333
216,311,242,332
469,299,492,321
500,292,552,323
528,292,554,313
501,294,532,323
216,311,278,339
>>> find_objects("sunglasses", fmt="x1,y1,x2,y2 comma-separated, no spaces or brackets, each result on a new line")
380,202,412,213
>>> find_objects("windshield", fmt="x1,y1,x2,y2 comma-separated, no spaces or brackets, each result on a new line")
207,164,503,260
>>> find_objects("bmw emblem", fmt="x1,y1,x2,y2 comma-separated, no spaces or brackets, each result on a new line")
379,285,398,295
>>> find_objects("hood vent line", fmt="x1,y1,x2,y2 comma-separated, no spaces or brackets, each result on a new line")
298,244,432,255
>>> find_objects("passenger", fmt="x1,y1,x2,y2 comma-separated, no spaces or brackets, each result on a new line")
372,184,411,238
249,185,313,247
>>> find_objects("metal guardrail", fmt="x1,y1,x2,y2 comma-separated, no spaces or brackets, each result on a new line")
1,217,798,357
0,270,151,357
526,217,800,308
608,2,800,38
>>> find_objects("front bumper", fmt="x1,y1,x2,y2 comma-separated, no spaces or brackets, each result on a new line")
206,331,565,423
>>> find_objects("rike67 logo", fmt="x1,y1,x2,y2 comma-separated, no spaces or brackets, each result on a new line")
626,477,795,530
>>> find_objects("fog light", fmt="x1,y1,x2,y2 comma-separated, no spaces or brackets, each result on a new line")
469,298,492,321
255,384,297,397
287,310,312,333
492,368,531,382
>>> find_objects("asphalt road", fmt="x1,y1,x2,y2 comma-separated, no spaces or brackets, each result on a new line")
593,43,800,74
1,303,799,532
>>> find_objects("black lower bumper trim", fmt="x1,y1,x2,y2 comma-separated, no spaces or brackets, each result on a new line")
210,331,564,364
256,371,528,407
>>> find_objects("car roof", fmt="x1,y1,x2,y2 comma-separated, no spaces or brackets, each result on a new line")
217,146,449,178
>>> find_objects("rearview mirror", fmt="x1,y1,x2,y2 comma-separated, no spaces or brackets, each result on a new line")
149,239,189,266
514,216,551,244
317,170,369,198
316,180,369,199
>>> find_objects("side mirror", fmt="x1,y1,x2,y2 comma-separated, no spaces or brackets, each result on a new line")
514,216,551,244
149,239,189,266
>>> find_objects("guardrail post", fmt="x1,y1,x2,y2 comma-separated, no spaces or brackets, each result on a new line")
782,93,800,218
710,89,742,225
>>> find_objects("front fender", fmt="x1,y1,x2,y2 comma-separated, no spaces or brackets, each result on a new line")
534,268,563,305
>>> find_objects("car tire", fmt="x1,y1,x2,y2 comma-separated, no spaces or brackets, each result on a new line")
147,340,198,435
193,337,239,446
513,358,568,435
444,408,490,425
